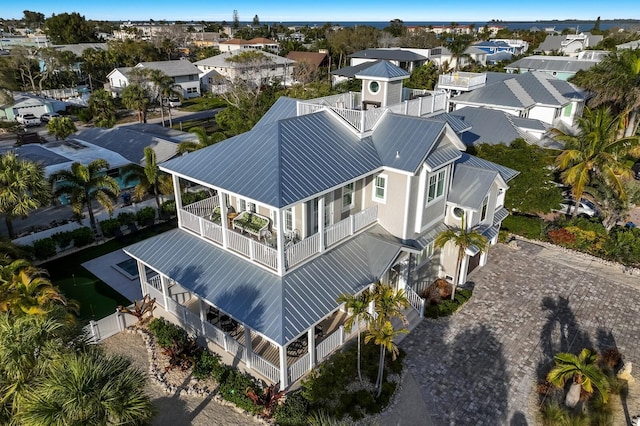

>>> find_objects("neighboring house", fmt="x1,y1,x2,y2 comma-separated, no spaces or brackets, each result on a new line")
189,32,221,48
194,51,295,92
106,60,201,98
348,48,429,73
446,71,587,128
474,40,518,55
286,51,329,70
616,40,640,50
218,37,279,53
428,46,488,70
505,51,608,80
123,60,517,389
450,106,558,148
0,93,65,121
535,32,603,56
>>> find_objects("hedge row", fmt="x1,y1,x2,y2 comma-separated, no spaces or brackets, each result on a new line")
32,227,95,259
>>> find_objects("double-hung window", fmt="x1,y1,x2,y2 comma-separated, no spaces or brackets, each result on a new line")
480,196,489,221
284,208,293,232
426,169,446,205
415,242,434,265
342,183,354,211
373,174,387,202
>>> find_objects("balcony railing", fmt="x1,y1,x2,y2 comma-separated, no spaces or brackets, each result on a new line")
437,72,487,91
179,202,378,272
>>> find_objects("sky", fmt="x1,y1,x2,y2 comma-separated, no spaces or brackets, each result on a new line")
1,0,639,23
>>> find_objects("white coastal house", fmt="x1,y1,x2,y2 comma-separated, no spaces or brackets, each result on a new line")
106,60,201,98
124,61,518,388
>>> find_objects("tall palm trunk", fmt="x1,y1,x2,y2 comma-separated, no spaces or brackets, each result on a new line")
159,97,165,127
5,216,15,239
357,332,363,385
85,192,100,238
453,249,464,300
376,345,386,397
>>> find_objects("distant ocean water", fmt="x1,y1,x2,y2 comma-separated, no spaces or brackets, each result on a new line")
268,20,635,31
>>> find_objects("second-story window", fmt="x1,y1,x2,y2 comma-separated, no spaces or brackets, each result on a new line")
426,169,446,205
481,195,489,221
284,208,293,232
415,241,434,265
342,183,354,211
373,175,387,203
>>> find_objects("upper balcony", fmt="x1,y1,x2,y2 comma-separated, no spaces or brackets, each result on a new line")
177,195,378,274
295,89,447,133
437,72,487,92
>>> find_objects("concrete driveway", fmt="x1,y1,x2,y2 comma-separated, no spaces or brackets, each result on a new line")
400,240,640,425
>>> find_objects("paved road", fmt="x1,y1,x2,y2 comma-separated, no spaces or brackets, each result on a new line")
400,240,640,425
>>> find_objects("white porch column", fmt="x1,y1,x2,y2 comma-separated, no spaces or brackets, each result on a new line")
307,328,316,370
458,256,470,286
318,197,325,253
276,209,286,274
398,258,409,291
199,298,206,335
219,191,229,248
160,275,170,310
136,260,147,298
279,345,288,388
172,175,182,227
244,327,253,368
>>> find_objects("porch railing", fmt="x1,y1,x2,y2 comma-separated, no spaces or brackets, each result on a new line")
325,217,352,247
183,195,219,217
316,326,344,363
251,353,280,384
203,320,226,348
148,274,161,290
288,353,311,383
285,233,319,267
225,334,244,360
354,205,378,232
145,282,165,308
405,286,425,318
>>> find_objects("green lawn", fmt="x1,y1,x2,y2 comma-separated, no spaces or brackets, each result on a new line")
181,96,227,112
44,220,177,322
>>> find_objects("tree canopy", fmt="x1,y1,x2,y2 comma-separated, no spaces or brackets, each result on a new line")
44,12,98,44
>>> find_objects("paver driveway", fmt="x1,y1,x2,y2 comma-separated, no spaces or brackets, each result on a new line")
401,240,640,425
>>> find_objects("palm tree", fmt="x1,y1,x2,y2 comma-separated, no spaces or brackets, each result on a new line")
547,348,609,408
553,107,640,217
571,49,640,137
177,126,226,154
446,34,473,71
337,289,372,385
49,160,120,237
121,147,173,213
0,259,75,316
46,116,77,140
367,283,409,397
87,89,117,128
0,152,50,239
121,83,150,123
19,350,154,426
148,69,182,128
0,314,68,422
365,319,406,397
434,212,488,299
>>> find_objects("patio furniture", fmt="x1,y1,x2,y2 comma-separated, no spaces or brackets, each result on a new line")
232,211,270,238
315,325,324,340
207,306,220,323
287,339,306,357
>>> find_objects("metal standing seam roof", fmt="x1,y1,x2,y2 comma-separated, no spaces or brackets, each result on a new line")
160,111,382,208
254,96,299,129
493,207,509,225
354,61,410,80
450,107,535,146
510,117,547,131
124,225,405,345
136,60,200,77
455,152,519,183
331,60,382,78
369,114,447,173
448,164,499,209
429,113,472,134
414,222,449,250
425,145,463,170
0,144,69,168
505,56,601,73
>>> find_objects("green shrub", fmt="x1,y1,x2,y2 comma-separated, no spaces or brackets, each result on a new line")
50,231,74,250
424,288,472,319
33,238,57,259
71,227,95,247
117,212,136,226
136,206,156,226
217,369,260,414
274,391,309,426
181,190,210,206
99,218,122,238
161,200,176,217
148,318,189,348
193,349,222,380
501,214,547,240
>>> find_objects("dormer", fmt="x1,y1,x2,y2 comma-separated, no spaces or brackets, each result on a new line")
354,61,410,108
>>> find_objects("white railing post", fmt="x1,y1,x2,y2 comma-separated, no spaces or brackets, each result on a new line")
339,325,345,345
420,298,425,318
350,215,355,235
220,193,229,248
249,240,254,260
277,209,286,274
137,260,147,298
198,216,204,236
279,345,288,389
308,328,316,370
172,175,182,227
199,298,206,335
244,327,253,368
160,275,169,310
115,308,124,331
431,94,436,113
90,320,99,341
318,197,325,253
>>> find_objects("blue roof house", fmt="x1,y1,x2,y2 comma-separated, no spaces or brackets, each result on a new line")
124,61,517,388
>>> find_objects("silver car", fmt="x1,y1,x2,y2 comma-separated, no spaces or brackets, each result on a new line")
555,198,598,217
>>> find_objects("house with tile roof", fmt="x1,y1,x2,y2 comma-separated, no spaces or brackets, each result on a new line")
446,71,587,128
106,60,201,98
123,61,517,388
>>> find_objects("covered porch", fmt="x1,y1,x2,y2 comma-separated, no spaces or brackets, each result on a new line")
143,271,358,387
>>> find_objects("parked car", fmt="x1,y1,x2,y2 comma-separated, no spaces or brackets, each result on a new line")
40,112,60,123
15,113,40,127
167,98,182,108
554,197,599,217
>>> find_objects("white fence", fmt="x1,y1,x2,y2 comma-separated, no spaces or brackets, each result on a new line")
354,205,378,232
288,353,311,383
325,219,351,247
183,196,219,217
285,233,319,268
84,308,138,343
